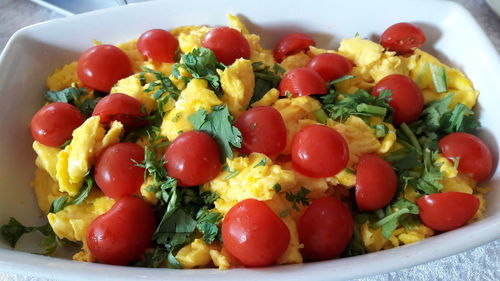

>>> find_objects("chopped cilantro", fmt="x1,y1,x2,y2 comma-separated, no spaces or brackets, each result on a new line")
313,109,328,124
142,68,180,117
285,187,311,211
329,75,356,85
44,86,100,116
250,62,282,105
253,158,267,168
375,199,419,238
273,183,282,193
429,64,448,93
49,173,94,213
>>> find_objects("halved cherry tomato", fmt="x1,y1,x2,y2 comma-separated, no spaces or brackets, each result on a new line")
95,143,145,199
417,192,479,231
234,106,286,157
381,22,426,55
77,44,132,92
291,124,349,178
222,198,290,267
439,132,493,182
137,29,179,63
279,67,327,97
30,102,84,147
273,33,315,63
164,131,221,187
355,154,397,211
372,74,423,124
92,93,148,130
306,53,353,82
202,27,250,65
86,196,156,265
298,196,353,261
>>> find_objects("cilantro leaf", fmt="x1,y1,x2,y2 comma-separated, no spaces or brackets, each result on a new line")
44,87,88,104
0,217,34,248
374,199,420,238
49,173,94,213
76,97,102,116
285,187,311,211
250,62,282,104
196,208,223,244
135,248,168,268
142,68,180,117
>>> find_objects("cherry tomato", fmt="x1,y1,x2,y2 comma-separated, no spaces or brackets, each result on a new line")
306,53,353,82
202,27,250,65
439,132,493,182
222,198,290,267
95,143,145,199
77,44,132,92
355,154,397,211
279,67,327,97
291,125,349,178
381,22,426,55
298,196,353,261
273,33,315,63
137,29,179,63
417,192,479,232
30,102,84,147
86,196,156,265
164,131,221,187
92,93,148,130
372,74,424,124
234,106,286,157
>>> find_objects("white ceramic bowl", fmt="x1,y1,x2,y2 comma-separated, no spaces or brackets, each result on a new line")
0,0,499,280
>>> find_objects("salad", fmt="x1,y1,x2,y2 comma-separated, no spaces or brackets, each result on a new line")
0,15,493,269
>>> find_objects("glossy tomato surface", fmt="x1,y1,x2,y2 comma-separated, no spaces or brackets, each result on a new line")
202,27,250,65
372,74,424,124
222,198,290,267
279,67,327,97
164,131,221,186
92,93,148,129
77,44,132,92
439,132,493,182
30,102,84,147
86,196,156,265
137,29,179,63
95,143,145,199
291,125,349,178
417,192,480,231
355,154,397,211
234,106,286,157
298,196,353,261
273,33,315,62
381,22,426,55
306,53,353,82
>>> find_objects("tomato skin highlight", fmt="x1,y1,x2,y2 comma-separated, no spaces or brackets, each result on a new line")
137,29,179,63
306,53,353,82
164,131,221,187
279,67,327,97
234,106,287,157
202,27,250,65
30,102,84,147
92,93,148,130
298,196,353,261
86,196,156,265
94,143,145,199
417,192,480,232
372,74,424,124
380,22,426,55
291,125,349,178
273,33,315,63
439,132,493,182
77,44,132,92
222,198,290,267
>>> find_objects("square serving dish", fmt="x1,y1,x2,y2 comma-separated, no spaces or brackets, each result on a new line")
0,0,499,280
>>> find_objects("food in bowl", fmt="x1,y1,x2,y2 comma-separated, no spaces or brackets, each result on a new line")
0,14,493,269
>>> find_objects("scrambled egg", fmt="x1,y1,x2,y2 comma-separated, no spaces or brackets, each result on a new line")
172,25,212,54
46,61,80,91
218,58,255,117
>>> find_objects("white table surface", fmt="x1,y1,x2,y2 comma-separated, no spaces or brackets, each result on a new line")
0,0,499,280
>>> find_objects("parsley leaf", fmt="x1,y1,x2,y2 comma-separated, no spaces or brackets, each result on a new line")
49,173,94,213
285,187,311,211
250,62,282,104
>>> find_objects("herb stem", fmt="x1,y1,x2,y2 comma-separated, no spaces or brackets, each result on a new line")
313,109,329,124
400,123,422,155
375,208,410,227
356,104,387,116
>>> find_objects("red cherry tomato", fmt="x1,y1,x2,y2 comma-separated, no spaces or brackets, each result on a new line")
381,22,426,55
355,154,397,211
202,27,250,65
222,198,290,267
30,102,84,147
298,196,353,261
372,74,424,124
439,132,493,182
234,106,286,157
291,125,349,178
164,131,221,187
92,93,148,130
95,143,145,199
273,33,315,63
86,196,156,265
417,192,480,231
306,53,353,82
77,44,132,92
137,29,179,63
279,67,327,97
